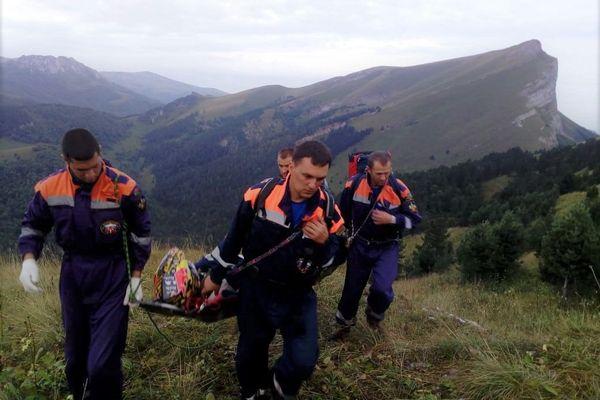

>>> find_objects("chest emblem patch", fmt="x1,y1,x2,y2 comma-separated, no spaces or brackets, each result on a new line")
100,220,121,236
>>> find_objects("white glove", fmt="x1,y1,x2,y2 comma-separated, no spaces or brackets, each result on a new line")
123,277,143,306
20,258,42,293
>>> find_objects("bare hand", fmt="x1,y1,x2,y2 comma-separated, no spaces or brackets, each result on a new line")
371,209,396,225
201,275,220,297
303,216,329,244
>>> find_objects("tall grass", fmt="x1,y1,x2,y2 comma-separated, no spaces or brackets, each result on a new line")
1,248,598,399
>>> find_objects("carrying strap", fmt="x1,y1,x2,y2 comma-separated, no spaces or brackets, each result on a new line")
112,173,140,302
254,177,279,216
346,173,403,240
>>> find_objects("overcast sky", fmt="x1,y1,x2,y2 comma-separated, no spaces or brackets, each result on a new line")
2,0,598,131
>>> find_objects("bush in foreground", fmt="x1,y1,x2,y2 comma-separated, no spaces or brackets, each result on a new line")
539,203,600,297
457,212,524,282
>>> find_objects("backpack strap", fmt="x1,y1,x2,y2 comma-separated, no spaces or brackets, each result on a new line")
348,173,364,198
253,177,336,228
388,174,404,200
322,186,336,229
253,177,279,217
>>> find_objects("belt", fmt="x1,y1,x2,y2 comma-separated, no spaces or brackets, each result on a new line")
354,235,398,246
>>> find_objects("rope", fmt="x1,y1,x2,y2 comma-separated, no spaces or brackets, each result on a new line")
112,174,140,303
348,179,389,245
144,310,217,351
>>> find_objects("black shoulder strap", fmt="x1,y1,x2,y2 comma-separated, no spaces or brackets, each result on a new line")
254,177,279,216
388,174,404,199
322,187,336,227
348,173,364,197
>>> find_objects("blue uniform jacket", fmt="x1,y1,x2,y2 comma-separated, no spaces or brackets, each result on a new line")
340,173,422,242
18,161,151,271
208,176,344,287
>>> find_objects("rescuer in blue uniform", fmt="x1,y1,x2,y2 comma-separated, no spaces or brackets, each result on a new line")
335,151,421,334
200,140,344,400
17,128,151,400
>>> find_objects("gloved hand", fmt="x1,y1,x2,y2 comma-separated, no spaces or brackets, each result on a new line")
123,277,143,306
19,258,42,293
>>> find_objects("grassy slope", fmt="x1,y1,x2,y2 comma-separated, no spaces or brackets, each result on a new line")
481,175,514,202
0,138,37,161
327,55,555,189
1,243,598,400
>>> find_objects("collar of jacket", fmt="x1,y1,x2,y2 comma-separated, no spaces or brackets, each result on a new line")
358,173,389,201
278,174,322,226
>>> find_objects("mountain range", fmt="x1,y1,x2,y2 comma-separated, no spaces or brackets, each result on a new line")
0,55,225,116
100,71,227,103
0,40,597,244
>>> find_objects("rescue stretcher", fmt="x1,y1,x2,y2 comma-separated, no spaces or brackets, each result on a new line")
139,247,238,322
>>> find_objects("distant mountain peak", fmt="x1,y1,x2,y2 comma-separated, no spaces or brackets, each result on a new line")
504,39,546,59
10,55,102,79
99,70,227,102
1,55,161,115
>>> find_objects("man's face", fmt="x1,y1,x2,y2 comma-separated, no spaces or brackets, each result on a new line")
66,152,103,184
277,155,292,178
288,157,329,200
366,160,392,188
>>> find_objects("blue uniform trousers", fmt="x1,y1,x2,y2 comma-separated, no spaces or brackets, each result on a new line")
337,238,399,322
236,279,318,397
60,253,129,400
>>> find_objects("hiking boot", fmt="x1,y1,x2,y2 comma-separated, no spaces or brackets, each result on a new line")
334,310,354,326
328,325,351,341
329,310,355,341
366,314,381,330
270,370,296,400
365,306,384,332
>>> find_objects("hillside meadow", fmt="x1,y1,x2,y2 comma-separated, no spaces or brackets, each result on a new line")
1,241,598,400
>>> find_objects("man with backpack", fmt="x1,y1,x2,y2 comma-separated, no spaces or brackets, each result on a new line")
200,140,344,400
334,151,421,334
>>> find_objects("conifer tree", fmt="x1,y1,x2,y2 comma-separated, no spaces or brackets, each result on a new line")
410,218,453,276
539,203,600,297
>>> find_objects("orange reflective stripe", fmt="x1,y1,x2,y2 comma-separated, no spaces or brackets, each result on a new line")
107,166,137,195
35,170,75,201
90,166,137,202
379,186,401,207
263,181,287,226
395,178,411,198
352,179,371,204
263,180,286,211
329,204,344,234
243,187,262,208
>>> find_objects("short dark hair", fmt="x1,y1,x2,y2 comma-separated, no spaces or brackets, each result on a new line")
367,151,392,168
277,147,294,159
62,128,100,161
293,140,332,167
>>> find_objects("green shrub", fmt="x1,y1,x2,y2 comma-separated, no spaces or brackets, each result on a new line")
409,218,453,276
457,213,524,281
539,203,600,297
